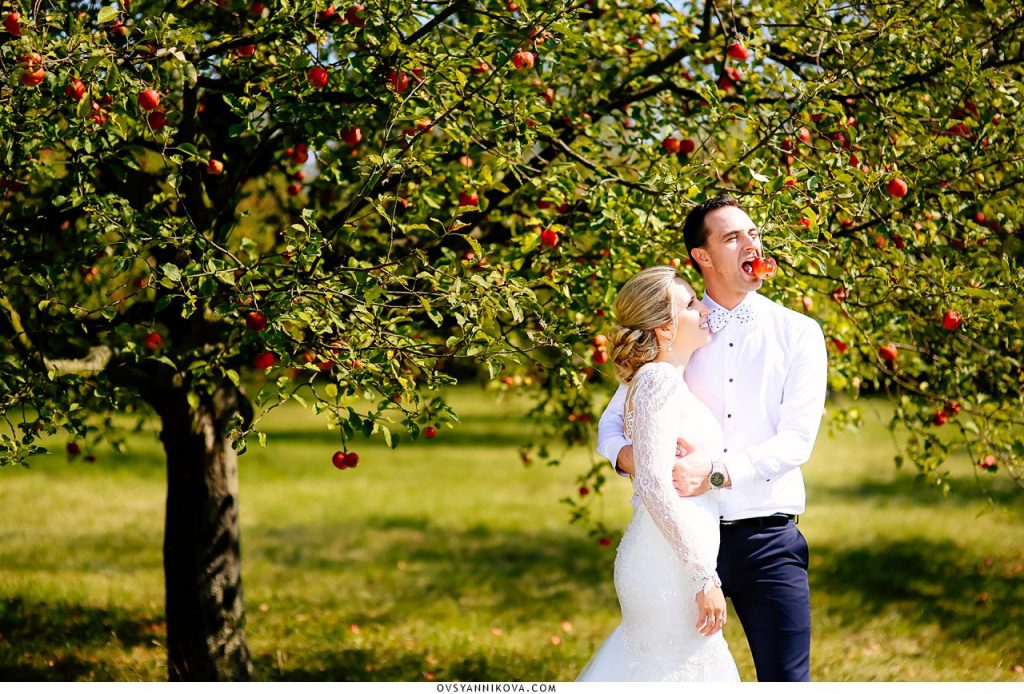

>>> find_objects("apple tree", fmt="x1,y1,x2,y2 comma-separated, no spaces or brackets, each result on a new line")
1,0,1022,680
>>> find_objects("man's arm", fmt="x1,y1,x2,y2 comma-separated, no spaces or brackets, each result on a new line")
718,322,828,488
596,383,631,477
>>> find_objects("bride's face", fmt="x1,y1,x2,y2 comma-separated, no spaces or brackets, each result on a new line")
659,281,711,354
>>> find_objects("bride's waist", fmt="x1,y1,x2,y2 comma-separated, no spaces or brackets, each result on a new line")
630,492,720,515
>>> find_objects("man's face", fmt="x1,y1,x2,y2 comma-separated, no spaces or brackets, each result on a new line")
694,206,765,297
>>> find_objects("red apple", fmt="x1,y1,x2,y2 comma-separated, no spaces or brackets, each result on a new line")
236,43,255,58
458,191,479,207
539,228,559,247
512,51,535,70
342,127,362,145
592,349,608,365
138,89,161,111
579,486,589,496
147,110,168,130
245,311,268,332
726,42,749,60
798,126,811,143
332,451,347,469
250,2,265,14
933,411,947,426
592,335,607,347
345,4,366,26
679,138,696,154
20,67,45,87
506,2,519,11
253,351,276,369
66,441,81,456
886,177,908,198
144,331,162,350
206,159,224,175
343,451,359,468
598,537,612,547
388,70,410,92
943,401,961,418
980,455,997,470
65,79,86,101
423,426,437,439
848,153,860,167
941,310,962,330
4,11,21,36
662,136,681,153
750,256,777,280
831,286,847,303
879,343,898,363
307,66,329,88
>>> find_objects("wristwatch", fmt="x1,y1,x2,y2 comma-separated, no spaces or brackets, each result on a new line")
708,461,727,490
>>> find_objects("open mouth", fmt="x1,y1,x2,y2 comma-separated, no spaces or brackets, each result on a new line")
741,258,756,277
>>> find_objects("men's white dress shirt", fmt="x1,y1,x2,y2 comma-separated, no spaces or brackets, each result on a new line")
596,291,828,521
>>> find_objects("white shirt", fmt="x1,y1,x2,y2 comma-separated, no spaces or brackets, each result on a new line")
596,291,828,521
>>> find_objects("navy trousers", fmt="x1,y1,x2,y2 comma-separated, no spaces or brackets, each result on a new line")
717,520,811,682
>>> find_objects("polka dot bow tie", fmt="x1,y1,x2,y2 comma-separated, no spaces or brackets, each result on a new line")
707,304,755,334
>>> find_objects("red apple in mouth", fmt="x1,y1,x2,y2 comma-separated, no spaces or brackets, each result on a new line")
743,256,777,280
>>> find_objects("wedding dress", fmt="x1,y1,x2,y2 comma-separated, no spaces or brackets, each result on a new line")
578,361,739,681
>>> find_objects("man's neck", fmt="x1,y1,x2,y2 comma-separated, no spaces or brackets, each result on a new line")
704,286,751,311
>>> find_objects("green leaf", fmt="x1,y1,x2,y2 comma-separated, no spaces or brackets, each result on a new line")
97,6,118,23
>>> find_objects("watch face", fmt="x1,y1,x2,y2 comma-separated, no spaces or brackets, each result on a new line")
709,471,726,488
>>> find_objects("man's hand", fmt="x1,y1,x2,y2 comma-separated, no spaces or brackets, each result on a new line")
672,436,712,496
616,441,687,478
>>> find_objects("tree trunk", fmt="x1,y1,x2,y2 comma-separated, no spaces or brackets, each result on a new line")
157,382,254,681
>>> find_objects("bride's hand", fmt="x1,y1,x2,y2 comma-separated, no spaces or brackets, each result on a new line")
694,586,728,636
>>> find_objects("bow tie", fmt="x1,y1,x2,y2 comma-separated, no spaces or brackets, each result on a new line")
707,304,755,334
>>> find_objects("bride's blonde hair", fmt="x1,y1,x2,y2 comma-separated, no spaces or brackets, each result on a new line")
609,266,684,383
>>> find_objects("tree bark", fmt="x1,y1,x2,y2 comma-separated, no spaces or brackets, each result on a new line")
157,382,254,681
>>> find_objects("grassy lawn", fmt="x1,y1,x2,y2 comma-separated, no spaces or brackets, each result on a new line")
0,387,1022,681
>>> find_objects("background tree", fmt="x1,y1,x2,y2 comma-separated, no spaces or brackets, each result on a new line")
1,0,1021,680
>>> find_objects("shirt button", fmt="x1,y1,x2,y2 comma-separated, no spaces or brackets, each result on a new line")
728,378,734,383
729,342,734,347
723,448,728,453
727,414,732,418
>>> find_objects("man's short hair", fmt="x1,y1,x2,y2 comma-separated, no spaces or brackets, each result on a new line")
682,194,744,271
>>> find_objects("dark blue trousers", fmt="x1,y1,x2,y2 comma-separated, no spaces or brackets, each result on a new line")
717,520,811,682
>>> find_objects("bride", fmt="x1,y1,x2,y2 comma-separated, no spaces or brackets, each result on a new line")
578,266,739,682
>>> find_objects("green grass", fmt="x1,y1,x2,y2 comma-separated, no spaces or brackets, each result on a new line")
1,388,1022,681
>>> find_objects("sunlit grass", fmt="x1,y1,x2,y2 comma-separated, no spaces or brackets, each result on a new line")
1,388,1022,681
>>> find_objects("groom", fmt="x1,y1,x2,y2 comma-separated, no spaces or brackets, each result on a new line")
596,194,828,681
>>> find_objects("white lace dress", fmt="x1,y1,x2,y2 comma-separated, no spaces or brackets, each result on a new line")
578,361,740,681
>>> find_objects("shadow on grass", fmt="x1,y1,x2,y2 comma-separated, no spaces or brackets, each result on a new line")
257,428,531,450
0,597,159,681
810,538,1024,644
812,475,1024,509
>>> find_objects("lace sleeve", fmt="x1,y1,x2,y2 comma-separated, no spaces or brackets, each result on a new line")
630,363,721,596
